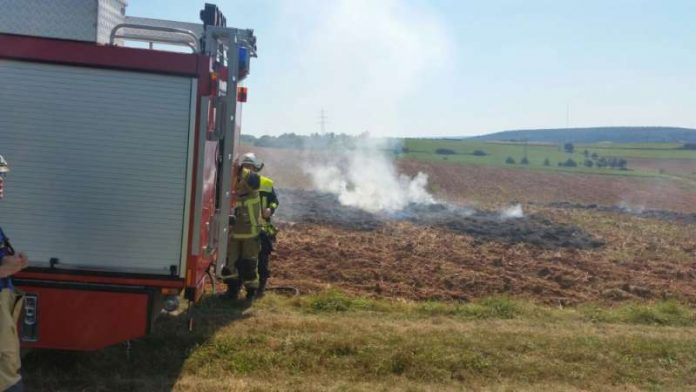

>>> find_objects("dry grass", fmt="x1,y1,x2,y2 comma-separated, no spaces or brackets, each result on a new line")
271,206,696,304
23,292,696,391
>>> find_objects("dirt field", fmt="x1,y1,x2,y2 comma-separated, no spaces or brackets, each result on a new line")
548,201,696,225
269,197,695,305
399,160,696,213
245,145,696,305
627,157,696,177
246,145,696,212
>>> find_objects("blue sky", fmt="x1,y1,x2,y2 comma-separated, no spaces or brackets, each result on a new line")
128,1,696,137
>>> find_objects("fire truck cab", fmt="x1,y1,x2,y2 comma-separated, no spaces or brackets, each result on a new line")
0,1,256,350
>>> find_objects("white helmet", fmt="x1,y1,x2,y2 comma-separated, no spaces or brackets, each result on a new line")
0,155,9,174
240,152,264,171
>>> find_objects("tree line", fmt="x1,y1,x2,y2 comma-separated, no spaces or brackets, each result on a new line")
241,132,366,150
505,143,629,170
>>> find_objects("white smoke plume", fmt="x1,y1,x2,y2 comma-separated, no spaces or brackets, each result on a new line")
500,204,524,219
250,0,453,137
618,201,646,214
304,142,435,214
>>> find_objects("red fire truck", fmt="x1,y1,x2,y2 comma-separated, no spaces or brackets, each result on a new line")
0,2,256,350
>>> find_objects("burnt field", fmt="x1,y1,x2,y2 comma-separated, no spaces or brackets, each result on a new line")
245,145,696,305
275,189,604,249
270,188,696,305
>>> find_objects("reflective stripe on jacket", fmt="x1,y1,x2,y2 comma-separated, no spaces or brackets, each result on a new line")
232,192,261,239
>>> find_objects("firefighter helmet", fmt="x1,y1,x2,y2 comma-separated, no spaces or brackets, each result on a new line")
240,152,264,171
0,155,9,174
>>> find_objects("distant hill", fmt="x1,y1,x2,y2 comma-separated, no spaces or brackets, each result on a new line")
471,127,696,144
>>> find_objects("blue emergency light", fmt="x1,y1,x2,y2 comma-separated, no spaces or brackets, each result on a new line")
238,47,250,80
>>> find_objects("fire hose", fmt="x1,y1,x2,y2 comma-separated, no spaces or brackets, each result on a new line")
208,266,299,297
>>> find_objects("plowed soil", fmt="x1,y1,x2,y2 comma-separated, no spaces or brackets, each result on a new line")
244,145,696,304
245,145,696,212
547,201,696,225
268,190,696,305
398,160,696,213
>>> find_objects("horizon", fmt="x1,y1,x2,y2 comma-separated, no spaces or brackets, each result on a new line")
243,125,696,139
129,1,696,137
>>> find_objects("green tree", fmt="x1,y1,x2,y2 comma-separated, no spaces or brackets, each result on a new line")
435,148,456,155
563,158,577,167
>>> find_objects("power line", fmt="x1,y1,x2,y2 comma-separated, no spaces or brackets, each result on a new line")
566,103,570,128
318,108,328,133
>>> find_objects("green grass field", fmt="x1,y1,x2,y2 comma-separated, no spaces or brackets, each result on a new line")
401,139,696,178
579,143,696,159
24,291,696,391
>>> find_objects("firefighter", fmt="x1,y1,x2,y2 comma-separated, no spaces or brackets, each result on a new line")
238,153,279,298
0,155,29,392
222,158,262,302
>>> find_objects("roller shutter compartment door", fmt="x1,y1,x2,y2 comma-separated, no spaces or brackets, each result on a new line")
0,60,194,275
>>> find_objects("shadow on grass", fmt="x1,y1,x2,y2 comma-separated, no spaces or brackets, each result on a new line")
22,295,251,392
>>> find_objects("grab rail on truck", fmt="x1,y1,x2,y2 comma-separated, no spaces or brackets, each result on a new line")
109,23,200,51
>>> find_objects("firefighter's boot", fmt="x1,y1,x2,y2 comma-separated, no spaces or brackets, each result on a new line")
223,280,242,300
245,287,257,303
256,277,267,299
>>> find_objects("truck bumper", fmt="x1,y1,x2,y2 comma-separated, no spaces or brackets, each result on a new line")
14,280,155,351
